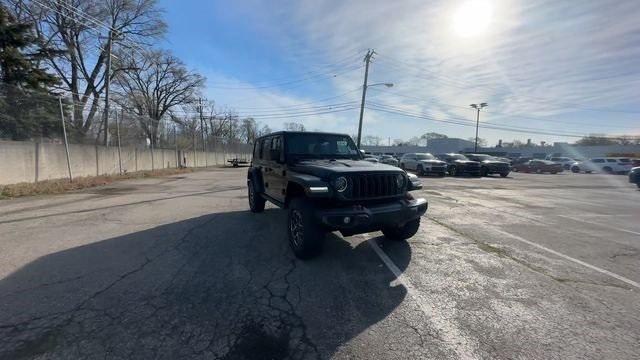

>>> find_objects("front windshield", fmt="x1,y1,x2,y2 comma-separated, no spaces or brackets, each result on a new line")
450,154,468,160
286,133,360,159
416,153,435,160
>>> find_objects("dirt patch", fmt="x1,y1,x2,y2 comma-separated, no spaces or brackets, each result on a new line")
0,168,194,199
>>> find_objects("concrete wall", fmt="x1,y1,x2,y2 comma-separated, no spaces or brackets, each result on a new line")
0,140,252,185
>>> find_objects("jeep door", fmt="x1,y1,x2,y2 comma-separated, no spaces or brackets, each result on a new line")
264,135,286,203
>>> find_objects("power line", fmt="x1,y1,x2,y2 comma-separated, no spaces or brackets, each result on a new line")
369,87,638,130
205,51,364,87
365,102,636,139
376,54,640,114
207,64,363,90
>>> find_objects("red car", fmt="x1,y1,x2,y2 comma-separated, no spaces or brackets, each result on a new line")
512,160,563,174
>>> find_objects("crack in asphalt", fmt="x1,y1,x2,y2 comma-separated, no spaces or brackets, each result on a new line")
0,186,243,225
427,217,631,291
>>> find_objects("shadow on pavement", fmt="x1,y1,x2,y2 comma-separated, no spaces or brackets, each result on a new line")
0,208,411,359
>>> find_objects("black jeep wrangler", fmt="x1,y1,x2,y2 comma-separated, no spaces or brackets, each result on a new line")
247,131,427,259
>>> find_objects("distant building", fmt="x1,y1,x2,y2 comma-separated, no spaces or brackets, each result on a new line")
362,138,474,156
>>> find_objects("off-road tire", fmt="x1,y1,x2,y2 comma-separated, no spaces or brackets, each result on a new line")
248,179,265,213
382,218,420,241
288,198,324,259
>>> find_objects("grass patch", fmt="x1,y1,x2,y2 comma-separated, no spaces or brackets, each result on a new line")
0,168,194,199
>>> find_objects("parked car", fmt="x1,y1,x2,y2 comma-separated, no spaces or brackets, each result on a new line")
464,154,511,177
512,160,563,174
629,167,640,188
511,157,532,166
247,131,427,259
435,153,482,176
399,153,447,176
548,156,575,170
570,158,633,174
379,154,399,167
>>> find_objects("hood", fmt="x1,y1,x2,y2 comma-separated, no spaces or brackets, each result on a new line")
482,160,509,165
290,159,402,179
454,159,480,165
417,159,446,165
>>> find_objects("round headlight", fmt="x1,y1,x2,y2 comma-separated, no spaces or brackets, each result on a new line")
395,173,405,188
334,176,348,192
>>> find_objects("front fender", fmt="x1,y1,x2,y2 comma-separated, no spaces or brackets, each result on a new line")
288,172,333,198
247,168,265,193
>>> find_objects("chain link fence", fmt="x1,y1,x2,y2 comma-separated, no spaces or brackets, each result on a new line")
0,84,252,185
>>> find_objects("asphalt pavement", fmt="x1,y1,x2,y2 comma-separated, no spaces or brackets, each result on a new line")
0,168,638,359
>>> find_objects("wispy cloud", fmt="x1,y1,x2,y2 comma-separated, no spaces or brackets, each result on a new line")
204,0,640,143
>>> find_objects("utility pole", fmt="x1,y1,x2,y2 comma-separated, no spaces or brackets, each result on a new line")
198,98,208,166
103,30,114,146
357,49,375,149
116,108,123,174
470,102,488,152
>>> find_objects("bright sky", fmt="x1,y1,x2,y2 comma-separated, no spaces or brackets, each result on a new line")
158,0,640,145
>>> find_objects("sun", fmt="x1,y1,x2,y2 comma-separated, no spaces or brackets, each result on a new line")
452,0,494,38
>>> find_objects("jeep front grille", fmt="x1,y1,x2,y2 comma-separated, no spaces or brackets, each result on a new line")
348,174,403,200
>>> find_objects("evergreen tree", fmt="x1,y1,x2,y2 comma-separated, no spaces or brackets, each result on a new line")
0,5,60,140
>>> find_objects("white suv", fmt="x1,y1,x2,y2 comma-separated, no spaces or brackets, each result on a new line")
400,153,447,176
571,158,633,174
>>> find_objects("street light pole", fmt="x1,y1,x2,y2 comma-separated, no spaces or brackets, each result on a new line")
470,102,488,152
357,49,374,149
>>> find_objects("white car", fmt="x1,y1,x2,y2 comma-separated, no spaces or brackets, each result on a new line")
399,153,447,176
571,158,633,174
548,156,575,170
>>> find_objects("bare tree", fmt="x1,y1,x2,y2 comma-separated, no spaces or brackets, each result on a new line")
115,49,204,144
362,135,382,146
283,122,305,132
5,0,166,138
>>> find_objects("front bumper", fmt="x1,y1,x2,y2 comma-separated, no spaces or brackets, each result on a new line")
424,166,447,174
484,165,511,174
316,197,428,236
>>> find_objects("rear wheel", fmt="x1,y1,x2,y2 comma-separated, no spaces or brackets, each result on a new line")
551,171,557,174
417,165,425,176
571,166,580,173
603,166,613,174
288,198,324,259
480,167,489,177
382,218,420,241
248,179,265,213
449,165,458,176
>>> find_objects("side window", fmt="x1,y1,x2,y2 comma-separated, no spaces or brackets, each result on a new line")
253,140,261,159
259,138,269,160
268,136,282,161
606,159,616,162
592,159,604,163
